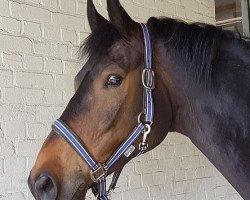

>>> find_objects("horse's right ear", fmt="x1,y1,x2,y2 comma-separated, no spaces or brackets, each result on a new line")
87,0,108,31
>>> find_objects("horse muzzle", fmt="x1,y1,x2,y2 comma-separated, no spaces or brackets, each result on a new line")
28,171,58,200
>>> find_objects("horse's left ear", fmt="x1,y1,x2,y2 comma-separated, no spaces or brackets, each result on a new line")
87,0,108,31
107,0,138,35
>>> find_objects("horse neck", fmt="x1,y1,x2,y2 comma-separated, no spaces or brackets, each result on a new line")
155,42,250,199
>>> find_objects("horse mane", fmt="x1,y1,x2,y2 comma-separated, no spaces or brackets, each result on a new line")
79,17,250,89
148,17,250,87
79,22,123,61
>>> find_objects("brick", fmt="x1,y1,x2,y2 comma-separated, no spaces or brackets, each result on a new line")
0,140,15,157
41,0,58,8
174,143,194,157
24,54,43,71
123,188,149,200
86,191,96,200
44,89,64,105
119,162,135,176
61,28,77,45
141,173,154,187
173,180,192,195
23,21,42,38
0,88,2,101
175,169,187,181
214,185,228,197
4,87,45,104
77,1,87,15
129,173,142,189
11,174,30,192
135,160,159,173
16,72,54,88
24,0,40,3
112,176,128,193
0,34,32,53
0,0,10,17
63,60,80,75
69,45,81,60
199,6,212,19
27,121,47,139
43,24,61,41
1,193,22,200
182,156,200,169
44,57,63,74
134,0,144,6
59,0,77,13
165,2,176,17
176,6,186,19
144,0,156,9
152,145,175,159
0,175,12,193
167,0,181,4
34,41,68,58
36,106,64,121
107,193,122,200
5,121,26,140
53,13,85,31
0,17,21,33
5,156,26,174
79,31,89,44
17,140,43,157
195,166,206,178
11,2,51,23
181,0,199,12
3,53,24,70
155,0,166,13
0,157,4,174
55,74,74,91
0,70,12,87
0,104,35,121
63,90,74,104
0,122,4,138
149,185,169,198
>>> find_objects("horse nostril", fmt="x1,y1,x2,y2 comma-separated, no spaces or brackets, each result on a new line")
34,172,58,200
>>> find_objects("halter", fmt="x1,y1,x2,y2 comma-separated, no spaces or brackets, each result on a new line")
52,23,154,200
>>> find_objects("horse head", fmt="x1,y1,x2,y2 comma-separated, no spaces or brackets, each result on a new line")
28,1,172,199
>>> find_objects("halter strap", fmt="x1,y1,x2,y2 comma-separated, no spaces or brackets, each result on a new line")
52,23,154,200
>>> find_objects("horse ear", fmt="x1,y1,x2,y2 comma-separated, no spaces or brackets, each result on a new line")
107,0,137,35
87,0,108,31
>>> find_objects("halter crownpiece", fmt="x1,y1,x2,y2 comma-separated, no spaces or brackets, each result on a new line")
52,23,154,200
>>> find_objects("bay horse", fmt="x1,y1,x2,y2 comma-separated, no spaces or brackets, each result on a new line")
28,0,250,199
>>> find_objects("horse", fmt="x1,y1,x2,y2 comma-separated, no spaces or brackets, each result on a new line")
28,0,250,199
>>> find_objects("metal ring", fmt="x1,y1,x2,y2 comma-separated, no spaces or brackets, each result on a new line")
137,112,153,126
142,69,155,89
137,112,144,124
144,124,151,135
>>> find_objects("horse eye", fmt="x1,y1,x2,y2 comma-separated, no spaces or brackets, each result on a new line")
106,75,123,87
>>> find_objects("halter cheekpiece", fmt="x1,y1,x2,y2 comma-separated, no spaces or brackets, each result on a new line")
52,23,154,200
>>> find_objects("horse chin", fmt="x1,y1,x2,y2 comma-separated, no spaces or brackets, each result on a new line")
69,183,87,200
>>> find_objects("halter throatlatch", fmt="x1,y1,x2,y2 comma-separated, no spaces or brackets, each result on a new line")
52,23,154,200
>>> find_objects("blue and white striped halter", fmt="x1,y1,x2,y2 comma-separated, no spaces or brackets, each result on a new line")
52,23,154,200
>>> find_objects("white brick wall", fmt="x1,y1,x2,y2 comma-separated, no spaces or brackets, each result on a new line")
0,0,243,200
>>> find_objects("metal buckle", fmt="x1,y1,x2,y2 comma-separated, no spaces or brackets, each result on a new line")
90,164,106,183
142,69,155,89
139,124,151,151
139,142,149,151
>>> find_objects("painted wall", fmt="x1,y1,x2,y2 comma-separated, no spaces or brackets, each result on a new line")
0,0,242,199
